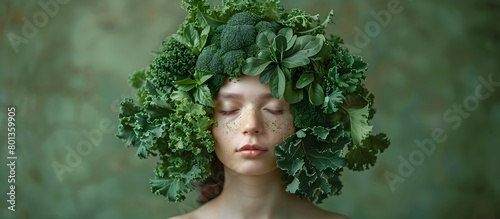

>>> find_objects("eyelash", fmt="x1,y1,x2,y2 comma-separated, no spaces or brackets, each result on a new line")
219,110,238,115
266,109,284,115
218,109,284,115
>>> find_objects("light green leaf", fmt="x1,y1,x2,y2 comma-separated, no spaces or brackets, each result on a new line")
186,24,200,49
172,34,189,49
296,130,306,138
171,90,191,102
308,82,324,106
174,78,196,91
346,104,373,145
194,70,213,84
199,25,210,51
323,89,344,114
286,177,300,193
194,85,214,107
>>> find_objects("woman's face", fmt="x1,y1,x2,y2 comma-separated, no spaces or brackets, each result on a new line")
212,75,296,176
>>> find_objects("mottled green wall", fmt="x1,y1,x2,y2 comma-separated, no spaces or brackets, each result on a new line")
1,0,499,218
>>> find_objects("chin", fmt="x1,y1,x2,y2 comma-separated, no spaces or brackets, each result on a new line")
231,163,278,176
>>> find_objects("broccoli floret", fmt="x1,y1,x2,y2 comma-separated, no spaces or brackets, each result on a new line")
255,20,280,33
223,50,246,77
195,11,277,96
290,98,328,129
245,44,259,58
227,12,259,26
149,37,197,91
221,25,257,52
196,45,223,74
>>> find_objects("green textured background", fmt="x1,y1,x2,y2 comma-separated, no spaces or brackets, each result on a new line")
1,0,499,218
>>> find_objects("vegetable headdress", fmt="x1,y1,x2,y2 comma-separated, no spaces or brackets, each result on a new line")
117,0,390,204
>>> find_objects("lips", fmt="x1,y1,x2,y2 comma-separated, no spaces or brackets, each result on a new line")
237,144,268,158
237,144,268,152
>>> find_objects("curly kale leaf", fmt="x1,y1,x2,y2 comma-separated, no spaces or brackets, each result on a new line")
151,154,211,202
281,9,335,35
148,98,215,201
117,89,215,202
346,133,390,171
275,125,349,204
213,0,284,21
346,104,372,146
327,47,367,94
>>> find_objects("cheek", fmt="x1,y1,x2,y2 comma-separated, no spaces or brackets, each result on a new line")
224,115,242,132
264,115,295,139
212,116,242,146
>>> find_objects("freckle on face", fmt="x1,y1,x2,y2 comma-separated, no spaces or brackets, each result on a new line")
225,115,241,131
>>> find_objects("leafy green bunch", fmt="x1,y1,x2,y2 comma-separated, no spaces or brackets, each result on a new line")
117,0,390,204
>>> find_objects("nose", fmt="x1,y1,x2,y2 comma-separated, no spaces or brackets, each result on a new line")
241,107,263,135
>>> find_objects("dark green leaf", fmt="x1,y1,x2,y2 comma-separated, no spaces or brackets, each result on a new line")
345,147,377,171
296,73,314,89
268,67,286,99
242,58,272,76
259,66,275,84
282,50,310,68
256,31,275,49
278,28,293,41
284,80,304,104
274,35,287,54
307,148,345,171
362,133,390,153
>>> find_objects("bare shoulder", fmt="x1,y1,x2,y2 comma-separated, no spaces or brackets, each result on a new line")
167,212,196,219
320,211,349,219
166,213,189,219
167,202,212,219
294,201,349,219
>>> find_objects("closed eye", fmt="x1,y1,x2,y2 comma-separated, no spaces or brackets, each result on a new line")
265,109,284,115
219,109,239,115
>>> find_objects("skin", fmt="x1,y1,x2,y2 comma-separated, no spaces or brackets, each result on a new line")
170,75,348,219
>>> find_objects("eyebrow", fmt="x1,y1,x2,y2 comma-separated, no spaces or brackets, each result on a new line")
217,92,275,100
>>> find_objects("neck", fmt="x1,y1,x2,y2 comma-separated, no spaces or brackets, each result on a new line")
211,168,299,219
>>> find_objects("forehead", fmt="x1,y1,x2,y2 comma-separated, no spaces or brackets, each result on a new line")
219,75,270,95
